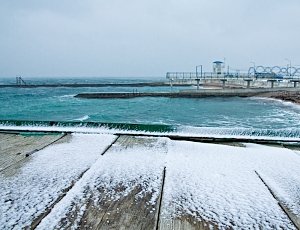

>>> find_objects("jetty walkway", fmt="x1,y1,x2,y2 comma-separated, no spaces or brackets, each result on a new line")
75,87,300,99
0,129,300,229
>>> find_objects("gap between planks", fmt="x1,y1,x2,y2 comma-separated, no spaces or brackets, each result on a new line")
101,135,120,155
31,135,120,229
30,169,89,229
255,171,300,230
155,166,167,230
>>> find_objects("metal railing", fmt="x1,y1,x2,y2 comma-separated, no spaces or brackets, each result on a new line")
248,66,300,78
166,72,250,80
166,71,300,81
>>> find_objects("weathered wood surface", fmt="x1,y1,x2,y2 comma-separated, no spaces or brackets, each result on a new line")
255,171,300,229
40,135,167,230
1,132,299,229
0,133,64,172
0,133,116,229
158,141,297,230
159,217,218,230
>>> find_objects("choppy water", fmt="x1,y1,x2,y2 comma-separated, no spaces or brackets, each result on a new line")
1,77,300,138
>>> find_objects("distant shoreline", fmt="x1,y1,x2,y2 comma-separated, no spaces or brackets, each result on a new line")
256,91,300,105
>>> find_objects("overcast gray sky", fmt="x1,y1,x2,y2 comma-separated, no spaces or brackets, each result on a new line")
0,0,299,77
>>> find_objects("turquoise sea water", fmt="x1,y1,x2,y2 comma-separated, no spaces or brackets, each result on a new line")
1,77,300,137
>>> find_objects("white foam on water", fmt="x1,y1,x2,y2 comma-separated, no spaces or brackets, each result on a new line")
251,96,300,110
73,115,90,121
176,125,300,140
1,124,300,142
54,94,76,99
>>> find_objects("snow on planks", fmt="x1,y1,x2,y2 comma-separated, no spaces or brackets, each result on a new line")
37,135,168,230
0,133,64,171
158,141,298,229
1,132,300,229
0,133,116,229
247,144,300,229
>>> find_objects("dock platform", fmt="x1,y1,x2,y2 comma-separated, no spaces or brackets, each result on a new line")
0,130,300,229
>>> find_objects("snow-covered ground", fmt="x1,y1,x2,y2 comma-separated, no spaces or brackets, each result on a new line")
249,144,300,217
161,141,300,229
0,133,116,229
0,133,299,229
37,136,167,229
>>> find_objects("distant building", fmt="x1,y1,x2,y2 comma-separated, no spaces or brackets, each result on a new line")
213,61,224,75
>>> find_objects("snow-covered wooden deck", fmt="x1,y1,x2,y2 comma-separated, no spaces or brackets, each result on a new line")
0,132,300,229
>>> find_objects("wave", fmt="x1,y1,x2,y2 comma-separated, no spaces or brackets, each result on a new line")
73,115,90,122
53,94,76,99
0,119,175,133
1,120,300,140
176,126,300,139
251,97,300,110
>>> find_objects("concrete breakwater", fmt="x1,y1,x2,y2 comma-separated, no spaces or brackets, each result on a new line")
0,82,191,88
75,87,300,99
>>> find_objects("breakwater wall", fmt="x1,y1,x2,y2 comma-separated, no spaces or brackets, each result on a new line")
75,87,300,99
0,82,191,88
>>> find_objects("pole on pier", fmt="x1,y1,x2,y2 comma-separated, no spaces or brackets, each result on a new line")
290,80,299,88
244,79,253,88
196,65,203,90
196,79,200,90
220,79,227,88
267,79,276,88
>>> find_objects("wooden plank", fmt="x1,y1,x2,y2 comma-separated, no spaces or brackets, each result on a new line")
79,184,161,230
0,133,65,172
0,133,116,229
158,140,295,230
43,136,167,230
255,171,300,229
157,168,219,230
159,217,218,230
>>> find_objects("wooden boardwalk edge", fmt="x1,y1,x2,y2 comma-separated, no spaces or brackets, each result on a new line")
255,171,300,230
0,133,68,174
1,128,300,146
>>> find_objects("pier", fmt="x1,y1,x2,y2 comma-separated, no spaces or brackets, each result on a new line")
75,87,300,99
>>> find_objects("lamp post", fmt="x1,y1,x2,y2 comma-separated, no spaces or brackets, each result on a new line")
195,65,202,90
285,58,292,77
250,61,256,78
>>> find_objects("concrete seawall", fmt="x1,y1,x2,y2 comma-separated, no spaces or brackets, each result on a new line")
75,87,300,99
0,82,191,88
